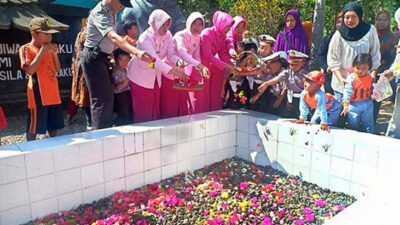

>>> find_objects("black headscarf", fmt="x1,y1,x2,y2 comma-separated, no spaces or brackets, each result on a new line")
339,2,371,41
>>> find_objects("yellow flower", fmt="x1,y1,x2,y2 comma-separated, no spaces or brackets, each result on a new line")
396,65,400,70
312,194,319,200
221,192,229,198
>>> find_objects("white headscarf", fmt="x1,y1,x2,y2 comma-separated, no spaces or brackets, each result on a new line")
185,12,204,35
148,9,172,36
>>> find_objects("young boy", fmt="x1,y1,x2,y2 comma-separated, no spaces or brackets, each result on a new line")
113,48,133,125
19,17,64,141
258,34,275,58
297,71,342,131
341,53,374,133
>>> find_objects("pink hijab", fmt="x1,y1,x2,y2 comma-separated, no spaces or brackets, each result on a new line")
148,9,172,41
227,16,246,43
213,11,234,36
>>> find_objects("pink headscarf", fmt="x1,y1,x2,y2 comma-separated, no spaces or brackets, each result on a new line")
148,9,172,38
213,11,234,33
186,12,205,35
227,16,246,42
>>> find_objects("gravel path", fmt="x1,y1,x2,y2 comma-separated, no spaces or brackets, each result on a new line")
0,100,395,146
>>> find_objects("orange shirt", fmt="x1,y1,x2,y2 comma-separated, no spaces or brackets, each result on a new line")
303,92,334,110
350,74,372,102
19,43,61,109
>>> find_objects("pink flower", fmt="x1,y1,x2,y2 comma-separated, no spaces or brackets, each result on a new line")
278,209,286,218
187,203,193,210
203,211,209,217
209,190,218,197
277,199,284,204
263,217,273,225
306,214,315,222
333,204,344,212
289,178,297,184
261,194,269,200
262,184,274,192
294,219,305,225
315,199,326,207
222,203,229,209
303,207,313,215
239,182,249,189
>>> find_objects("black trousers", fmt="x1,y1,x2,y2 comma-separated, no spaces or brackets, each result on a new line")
81,48,114,129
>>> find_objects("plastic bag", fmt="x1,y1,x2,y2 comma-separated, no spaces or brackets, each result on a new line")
372,75,393,102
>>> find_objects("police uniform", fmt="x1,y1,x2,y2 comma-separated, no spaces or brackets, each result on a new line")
81,0,133,129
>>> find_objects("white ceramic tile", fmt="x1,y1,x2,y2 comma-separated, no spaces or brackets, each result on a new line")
0,155,26,184
161,125,177,147
310,170,330,189
329,176,351,194
144,168,161,185
292,164,310,182
251,151,271,167
58,190,82,211
79,141,103,166
249,134,263,151
350,183,369,199
31,198,58,220
123,133,136,155
103,136,124,160
56,168,81,195
25,149,54,178
105,178,125,196
237,131,248,148
205,117,218,136
144,149,161,171
104,158,125,182
218,115,231,133
177,159,191,174
191,138,206,157
82,184,105,204
53,145,80,172
293,124,314,149
263,140,277,163
331,132,355,160
215,149,227,162
135,132,144,153
330,157,352,181
312,130,333,154
277,122,296,144
0,204,31,225
227,147,236,158
205,136,218,153
161,145,178,166
177,142,191,161
378,146,400,168
228,115,237,131
263,120,279,140
192,155,205,171
277,143,293,163
144,129,161,151
237,114,249,132
0,180,29,211
351,163,377,187
218,132,231,150
236,147,250,162
126,173,144,191
249,117,265,135
192,120,206,139
311,151,331,174
162,164,177,179
205,153,218,166
125,153,143,176
293,147,311,168
176,123,191,143
28,174,57,202
81,162,104,188
276,160,292,175
353,139,379,167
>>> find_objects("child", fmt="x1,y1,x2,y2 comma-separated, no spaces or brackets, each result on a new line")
250,51,288,115
0,106,7,145
122,20,138,46
251,50,308,118
19,17,64,141
297,71,342,131
113,48,133,126
258,34,275,58
221,40,245,100
341,53,374,133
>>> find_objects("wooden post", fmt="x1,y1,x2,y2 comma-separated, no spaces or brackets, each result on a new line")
309,0,326,70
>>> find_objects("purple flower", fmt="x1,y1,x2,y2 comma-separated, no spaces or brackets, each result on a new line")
306,214,315,222
239,182,249,189
263,217,272,225
294,219,305,225
303,207,313,215
315,199,326,207
209,190,218,197
333,204,344,212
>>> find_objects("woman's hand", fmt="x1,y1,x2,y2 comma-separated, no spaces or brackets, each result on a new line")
170,68,188,83
383,69,394,79
197,64,210,78
137,50,154,63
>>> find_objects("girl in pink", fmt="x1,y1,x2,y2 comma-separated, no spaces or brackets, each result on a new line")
197,11,235,112
221,16,247,62
127,9,187,123
160,12,209,118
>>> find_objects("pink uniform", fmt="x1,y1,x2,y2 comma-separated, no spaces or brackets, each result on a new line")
127,9,176,123
160,12,205,118
199,11,234,112
219,16,247,64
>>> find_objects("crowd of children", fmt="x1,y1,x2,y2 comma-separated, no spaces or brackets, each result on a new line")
3,1,400,144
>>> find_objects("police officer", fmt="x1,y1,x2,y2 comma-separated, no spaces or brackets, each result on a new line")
81,0,153,129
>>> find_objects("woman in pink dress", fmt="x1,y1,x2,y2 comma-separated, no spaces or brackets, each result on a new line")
127,9,187,123
221,16,247,62
196,11,235,112
160,12,209,118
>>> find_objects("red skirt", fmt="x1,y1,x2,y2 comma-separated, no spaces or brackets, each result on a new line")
130,81,161,123
188,69,210,114
160,76,190,119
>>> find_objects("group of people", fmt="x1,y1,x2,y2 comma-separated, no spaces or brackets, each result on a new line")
6,0,400,142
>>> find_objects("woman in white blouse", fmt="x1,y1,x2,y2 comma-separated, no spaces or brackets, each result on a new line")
327,2,381,102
